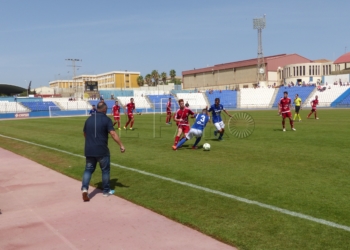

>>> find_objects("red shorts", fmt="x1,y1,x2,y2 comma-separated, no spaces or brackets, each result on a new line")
113,116,120,121
282,112,292,118
178,125,190,134
167,111,171,115
127,114,134,119
311,108,317,112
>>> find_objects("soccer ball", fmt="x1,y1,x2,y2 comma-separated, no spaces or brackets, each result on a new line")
203,143,211,151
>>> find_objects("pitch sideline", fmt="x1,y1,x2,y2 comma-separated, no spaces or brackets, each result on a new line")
1,133,350,233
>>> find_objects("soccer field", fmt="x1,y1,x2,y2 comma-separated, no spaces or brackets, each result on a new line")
1,109,350,249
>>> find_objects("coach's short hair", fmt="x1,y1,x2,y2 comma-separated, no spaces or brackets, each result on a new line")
178,99,184,104
284,91,288,94
97,102,107,111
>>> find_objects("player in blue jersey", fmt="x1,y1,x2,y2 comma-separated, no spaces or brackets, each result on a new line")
172,108,210,150
208,98,232,140
89,104,97,115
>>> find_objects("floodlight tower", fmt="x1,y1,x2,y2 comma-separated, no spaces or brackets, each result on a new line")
65,59,82,78
253,15,266,84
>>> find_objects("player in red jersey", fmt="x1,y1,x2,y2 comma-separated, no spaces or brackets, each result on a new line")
277,97,282,116
123,98,135,130
173,99,195,147
307,95,319,119
166,97,172,124
111,100,121,130
280,91,296,132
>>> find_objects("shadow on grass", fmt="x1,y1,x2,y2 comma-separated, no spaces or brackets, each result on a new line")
89,178,129,199
273,129,284,132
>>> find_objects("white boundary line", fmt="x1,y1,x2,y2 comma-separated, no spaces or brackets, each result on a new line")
1,133,350,233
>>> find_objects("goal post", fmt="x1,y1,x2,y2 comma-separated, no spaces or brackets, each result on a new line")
160,98,178,114
49,106,62,118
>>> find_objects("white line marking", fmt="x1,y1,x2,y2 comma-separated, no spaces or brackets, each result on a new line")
1,133,350,233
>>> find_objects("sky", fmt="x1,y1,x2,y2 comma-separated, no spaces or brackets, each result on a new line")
0,0,349,88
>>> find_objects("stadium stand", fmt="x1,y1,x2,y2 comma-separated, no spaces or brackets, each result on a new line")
305,85,350,107
117,96,151,108
176,93,207,111
271,86,315,107
147,95,179,112
240,88,275,108
206,90,237,109
170,89,192,95
338,94,350,107
331,88,350,107
89,100,124,113
99,89,134,99
20,101,60,111
0,101,30,113
90,98,152,113
44,98,92,110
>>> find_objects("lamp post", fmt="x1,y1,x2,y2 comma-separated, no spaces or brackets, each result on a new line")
253,15,266,84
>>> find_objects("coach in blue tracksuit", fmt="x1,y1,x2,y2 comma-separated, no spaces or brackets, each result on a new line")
81,102,125,202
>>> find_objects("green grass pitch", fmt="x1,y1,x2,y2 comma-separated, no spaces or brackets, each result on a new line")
1,109,350,249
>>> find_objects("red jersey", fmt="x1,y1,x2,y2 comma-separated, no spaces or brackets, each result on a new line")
112,105,120,117
311,99,319,108
166,101,171,112
126,102,135,115
174,108,194,126
279,97,291,113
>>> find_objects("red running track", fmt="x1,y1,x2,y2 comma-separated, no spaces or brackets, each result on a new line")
0,148,236,250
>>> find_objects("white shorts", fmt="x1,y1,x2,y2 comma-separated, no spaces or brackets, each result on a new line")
186,128,203,140
214,121,225,131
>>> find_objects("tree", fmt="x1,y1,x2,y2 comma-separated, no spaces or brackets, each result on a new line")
137,75,144,86
174,78,182,85
161,72,167,85
145,74,152,86
169,69,176,81
151,70,159,86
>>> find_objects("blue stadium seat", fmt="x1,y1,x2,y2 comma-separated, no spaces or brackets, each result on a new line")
206,90,237,109
147,95,179,112
20,101,60,111
271,86,315,107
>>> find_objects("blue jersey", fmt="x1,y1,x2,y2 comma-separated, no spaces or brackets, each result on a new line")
191,113,210,131
89,108,97,115
208,104,224,123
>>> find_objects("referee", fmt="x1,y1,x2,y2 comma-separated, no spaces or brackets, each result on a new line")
293,94,302,122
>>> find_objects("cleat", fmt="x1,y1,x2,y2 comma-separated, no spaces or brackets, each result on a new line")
172,145,177,150
103,190,115,197
129,127,133,130
218,137,223,141
82,190,90,202
283,128,286,132
214,130,218,137
316,117,319,120
123,126,127,130
299,120,302,122
292,128,296,131
118,128,121,130
192,146,198,149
